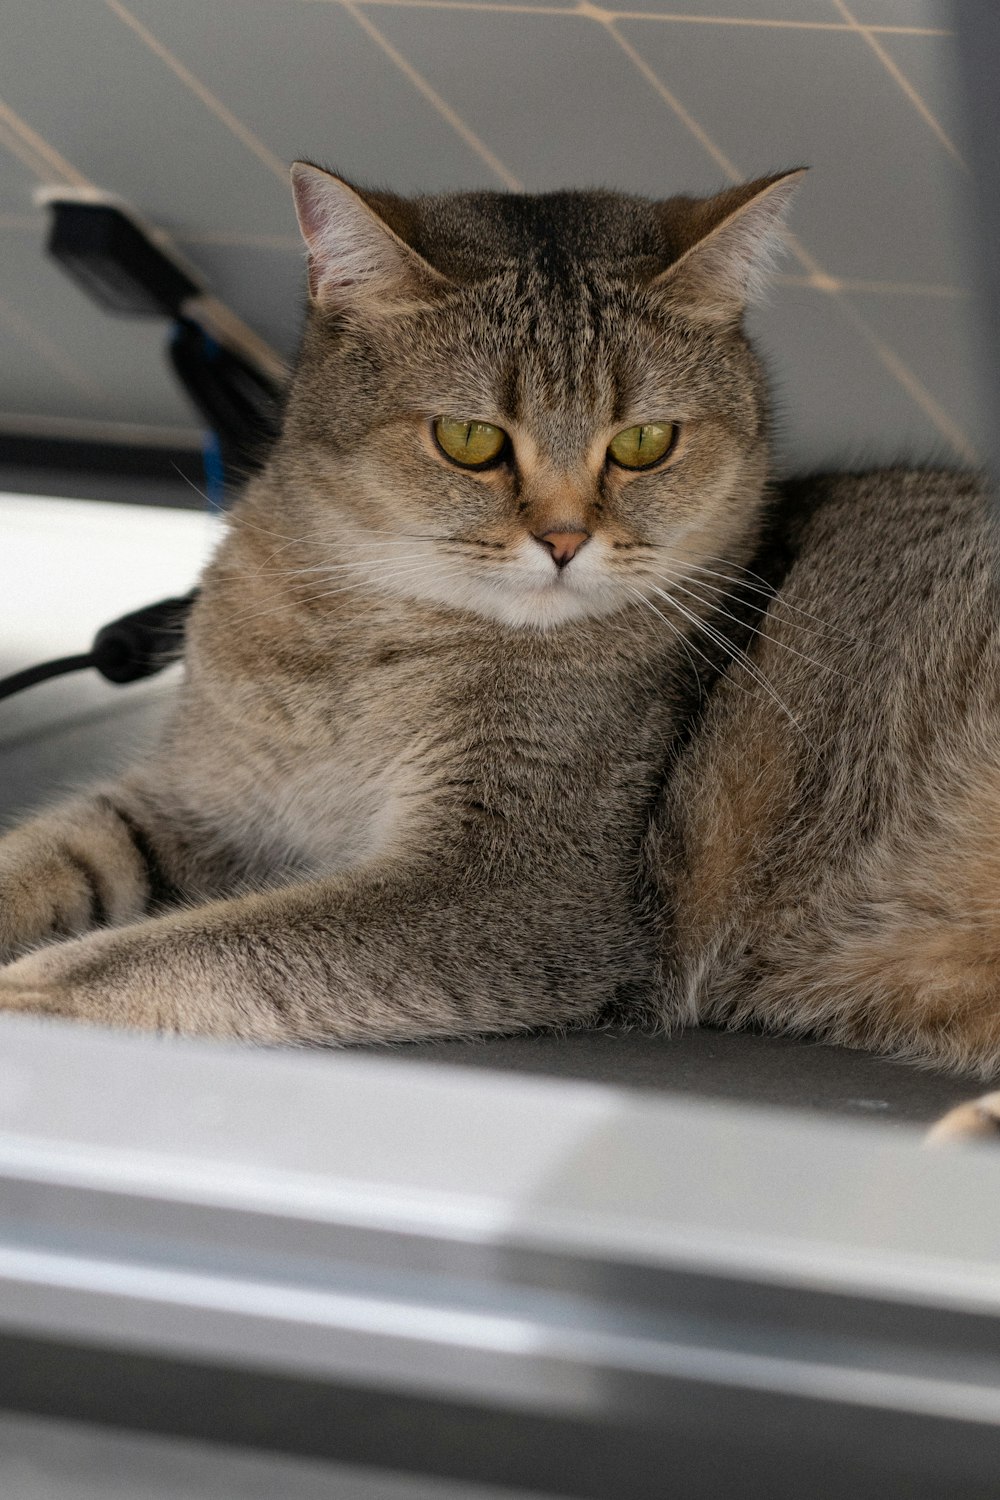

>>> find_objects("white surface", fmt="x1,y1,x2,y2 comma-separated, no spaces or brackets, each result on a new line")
0,492,221,749
0,492,220,669
0,493,220,814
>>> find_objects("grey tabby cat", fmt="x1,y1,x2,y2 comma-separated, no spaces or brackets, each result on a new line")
0,162,997,1136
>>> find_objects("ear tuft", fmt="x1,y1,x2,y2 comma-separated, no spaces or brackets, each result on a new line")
654,168,806,323
290,161,445,309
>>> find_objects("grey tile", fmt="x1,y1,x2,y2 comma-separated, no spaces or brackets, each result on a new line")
874,28,968,162
748,282,966,469
0,138,42,213
606,0,844,17
0,226,196,427
615,17,969,284
0,308,88,424
850,0,946,25
0,0,292,238
838,284,985,460
368,7,722,191
176,239,305,360
125,0,511,190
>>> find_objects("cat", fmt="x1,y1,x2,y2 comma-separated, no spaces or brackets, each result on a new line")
0,160,996,1139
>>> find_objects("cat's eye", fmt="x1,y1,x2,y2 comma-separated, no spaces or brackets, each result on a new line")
607,422,679,471
433,417,508,469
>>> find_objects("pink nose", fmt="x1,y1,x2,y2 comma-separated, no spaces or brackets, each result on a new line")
535,530,590,568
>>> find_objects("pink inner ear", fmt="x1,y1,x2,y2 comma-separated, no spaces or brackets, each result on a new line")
292,162,449,307
295,177,394,302
293,174,331,250
292,167,369,283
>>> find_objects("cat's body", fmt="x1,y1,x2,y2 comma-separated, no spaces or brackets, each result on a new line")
654,466,1000,1075
80,498,691,1040
2,162,999,1124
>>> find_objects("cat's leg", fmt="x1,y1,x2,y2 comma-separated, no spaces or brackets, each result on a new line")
0,871,623,1041
0,784,179,963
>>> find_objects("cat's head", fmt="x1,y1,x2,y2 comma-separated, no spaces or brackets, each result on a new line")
275,161,803,630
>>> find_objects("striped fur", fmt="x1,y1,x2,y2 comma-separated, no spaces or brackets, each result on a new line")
0,168,791,1039
3,165,1000,1137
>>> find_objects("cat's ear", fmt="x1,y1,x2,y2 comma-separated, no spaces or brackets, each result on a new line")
653,169,806,323
291,161,449,309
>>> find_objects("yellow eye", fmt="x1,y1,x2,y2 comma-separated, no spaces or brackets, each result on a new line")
433,417,508,468
607,422,678,470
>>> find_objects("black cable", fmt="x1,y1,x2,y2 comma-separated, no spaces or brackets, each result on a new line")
90,594,194,683
0,594,195,705
0,654,95,702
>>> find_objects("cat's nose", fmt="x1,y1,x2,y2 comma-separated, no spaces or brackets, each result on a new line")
534,529,590,568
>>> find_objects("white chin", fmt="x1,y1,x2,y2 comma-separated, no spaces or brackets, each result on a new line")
481,571,624,629
383,558,623,630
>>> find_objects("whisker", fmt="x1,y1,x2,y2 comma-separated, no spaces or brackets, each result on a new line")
170,462,223,514
614,588,692,699
692,556,853,639
248,553,438,582
647,585,820,755
307,563,445,602
219,562,444,631
649,571,847,679
624,586,717,696
640,564,838,646
628,587,773,706
232,510,453,551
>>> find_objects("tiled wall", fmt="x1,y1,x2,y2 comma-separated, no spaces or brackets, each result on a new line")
0,0,980,472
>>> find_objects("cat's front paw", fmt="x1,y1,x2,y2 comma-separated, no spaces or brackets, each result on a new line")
0,945,83,1021
0,796,153,964
0,924,225,1036
926,1093,1000,1143
0,830,105,964
0,931,134,1026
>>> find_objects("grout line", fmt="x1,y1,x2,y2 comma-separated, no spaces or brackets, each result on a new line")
603,18,741,179
828,0,966,169
343,1,524,188
180,230,303,250
601,15,974,460
303,0,949,35
0,295,106,401
0,117,53,181
317,0,587,13
777,273,966,300
607,10,949,33
0,210,963,302
0,99,93,188
834,296,976,461
104,0,289,183
0,109,116,405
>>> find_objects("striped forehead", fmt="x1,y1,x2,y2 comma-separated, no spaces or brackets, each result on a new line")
497,267,623,446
